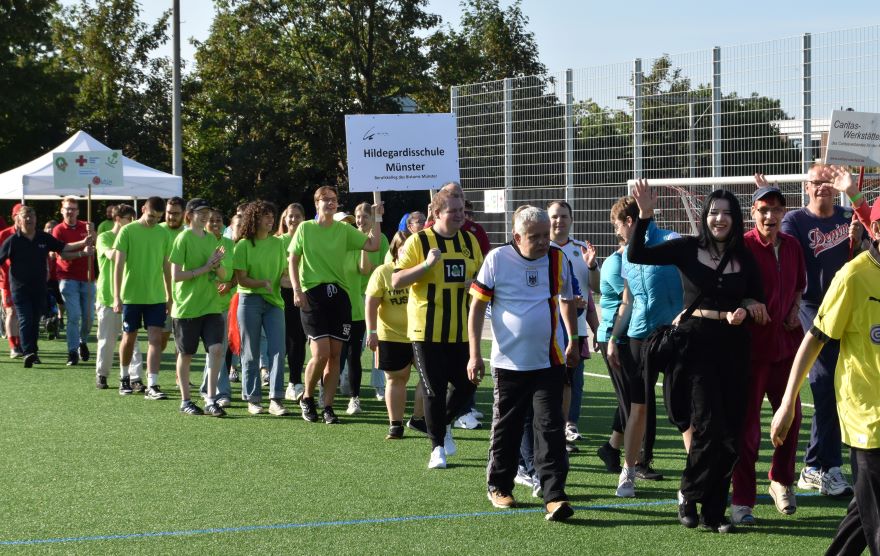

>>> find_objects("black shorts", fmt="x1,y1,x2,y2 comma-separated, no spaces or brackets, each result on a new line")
172,313,225,355
122,303,166,333
300,283,351,342
378,340,413,371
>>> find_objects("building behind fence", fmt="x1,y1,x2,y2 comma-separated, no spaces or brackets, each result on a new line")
451,25,880,254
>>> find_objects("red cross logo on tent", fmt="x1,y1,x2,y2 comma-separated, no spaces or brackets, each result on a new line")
75,155,88,167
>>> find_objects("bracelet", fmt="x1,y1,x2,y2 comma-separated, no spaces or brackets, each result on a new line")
609,334,618,343
849,191,863,204
368,330,377,334
569,334,579,341
423,260,430,269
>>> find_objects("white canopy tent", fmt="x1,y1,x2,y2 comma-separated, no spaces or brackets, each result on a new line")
0,130,182,200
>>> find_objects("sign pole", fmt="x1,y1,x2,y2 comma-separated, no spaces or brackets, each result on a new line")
849,166,865,260
372,191,383,223
87,184,93,281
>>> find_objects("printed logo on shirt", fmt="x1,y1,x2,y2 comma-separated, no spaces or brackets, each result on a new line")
443,259,466,282
526,269,539,287
870,325,880,345
461,247,471,258
807,224,849,257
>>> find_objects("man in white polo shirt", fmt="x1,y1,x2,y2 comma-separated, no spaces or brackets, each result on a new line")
467,205,579,522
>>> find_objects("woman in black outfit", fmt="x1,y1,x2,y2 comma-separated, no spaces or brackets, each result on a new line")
628,179,767,533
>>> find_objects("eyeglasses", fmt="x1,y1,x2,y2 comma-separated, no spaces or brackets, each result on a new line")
755,207,785,217
806,180,831,187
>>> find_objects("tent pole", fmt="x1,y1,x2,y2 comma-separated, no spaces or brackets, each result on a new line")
86,184,93,281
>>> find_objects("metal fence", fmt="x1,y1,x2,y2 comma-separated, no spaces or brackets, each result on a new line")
451,25,880,254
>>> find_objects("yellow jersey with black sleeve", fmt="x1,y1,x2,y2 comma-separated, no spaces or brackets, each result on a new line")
395,227,484,343
812,245,880,449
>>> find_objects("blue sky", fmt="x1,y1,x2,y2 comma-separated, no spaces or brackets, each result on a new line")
115,0,879,74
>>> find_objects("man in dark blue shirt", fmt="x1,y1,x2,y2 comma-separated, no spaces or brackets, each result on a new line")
0,205,94,367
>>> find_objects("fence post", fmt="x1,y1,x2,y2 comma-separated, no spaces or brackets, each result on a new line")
503,77,514,240
712,46,722,182
565,69,574,206
802,33,812,176
633,59,643,188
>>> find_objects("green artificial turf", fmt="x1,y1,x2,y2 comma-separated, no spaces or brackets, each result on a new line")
0,333,851,555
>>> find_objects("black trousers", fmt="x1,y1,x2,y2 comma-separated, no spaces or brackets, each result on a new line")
599,340,633,436
826,447,880,556
678,319,749,524
339,320,366,397
598,339,656,458
488,366,569,504
281,287,306,385
412,341,475,449
11,286,46,355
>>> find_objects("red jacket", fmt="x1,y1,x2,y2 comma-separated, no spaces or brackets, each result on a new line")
744,228,805,362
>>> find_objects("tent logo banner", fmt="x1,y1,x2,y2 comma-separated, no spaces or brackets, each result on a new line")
345,114,460,192
52,150,123,189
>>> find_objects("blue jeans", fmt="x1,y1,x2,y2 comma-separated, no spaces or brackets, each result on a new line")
238,294,285,402
200,312,231,399
59,279,96,352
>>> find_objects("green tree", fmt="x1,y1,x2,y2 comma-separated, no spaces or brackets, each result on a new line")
0,1,73,170
53,0,172,171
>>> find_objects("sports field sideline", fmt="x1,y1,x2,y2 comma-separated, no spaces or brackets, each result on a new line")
0,335,850,554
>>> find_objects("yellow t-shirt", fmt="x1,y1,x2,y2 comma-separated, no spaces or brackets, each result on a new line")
365,262,409,343
813,248,880,449
395,228,483,343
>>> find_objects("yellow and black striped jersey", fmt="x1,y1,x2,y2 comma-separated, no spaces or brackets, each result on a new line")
395,227,484,343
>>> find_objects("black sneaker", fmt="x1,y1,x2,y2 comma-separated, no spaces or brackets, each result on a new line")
78,341,90,362
406,417,428,435
596,443,623,473
96,375,108,390
204,403,227,417
131,380,146,394
33,354,42,365
119,377,133,396
145,385,168,400
678,498,698,528
699,515,735,534
300,397,319,423
323,406,340,424
386,425,404,440
23,353,37,368
180,400,204,415
66,350,79,366
635,462,664,481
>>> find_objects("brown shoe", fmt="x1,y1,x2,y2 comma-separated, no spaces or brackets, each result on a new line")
545,500,574,522
769,481,797,515
487,489,517,509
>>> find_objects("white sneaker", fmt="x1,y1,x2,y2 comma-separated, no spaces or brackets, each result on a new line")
532,479,543,498
444,425,457,457
247,402,265,415
268,400,290,416
821,466,854,497
428,446,447,469
616,466,636,498
453,411,481,430
375,387,385,401
471,408,484,419
285,383,297,401
565,423,582,442
346,396,362,415
797,466,822,490
730,504,755,525
216,397,232,408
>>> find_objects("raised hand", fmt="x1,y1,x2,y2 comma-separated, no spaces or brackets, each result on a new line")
631,178,656,218
753,173,769,189
829,165,858,197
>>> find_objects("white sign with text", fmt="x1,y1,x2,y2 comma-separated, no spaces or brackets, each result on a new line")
825,110,880,167
345,114,460,192
52,150,123,189
483,189,506,213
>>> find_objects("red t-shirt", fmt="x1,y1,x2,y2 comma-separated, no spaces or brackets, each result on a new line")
0,226,13,290
52,221,91,281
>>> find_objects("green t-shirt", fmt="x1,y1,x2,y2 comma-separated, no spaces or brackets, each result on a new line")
113,221,171,305
218,235,236,311
361,233,389,294
169,229,224,318
233,235,286,309
95,229,117,307
159,222,185,241
97,219,113,236
289,220,367,291
342,249,365,321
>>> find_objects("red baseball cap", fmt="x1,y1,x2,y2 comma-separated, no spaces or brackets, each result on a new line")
11,203,22,217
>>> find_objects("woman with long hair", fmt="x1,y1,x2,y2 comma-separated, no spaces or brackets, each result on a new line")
232,200,289,417
628,180,766,533
277,203,307,402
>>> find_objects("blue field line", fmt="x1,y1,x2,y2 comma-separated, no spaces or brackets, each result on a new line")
0,498,677,547
0,493,823,547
